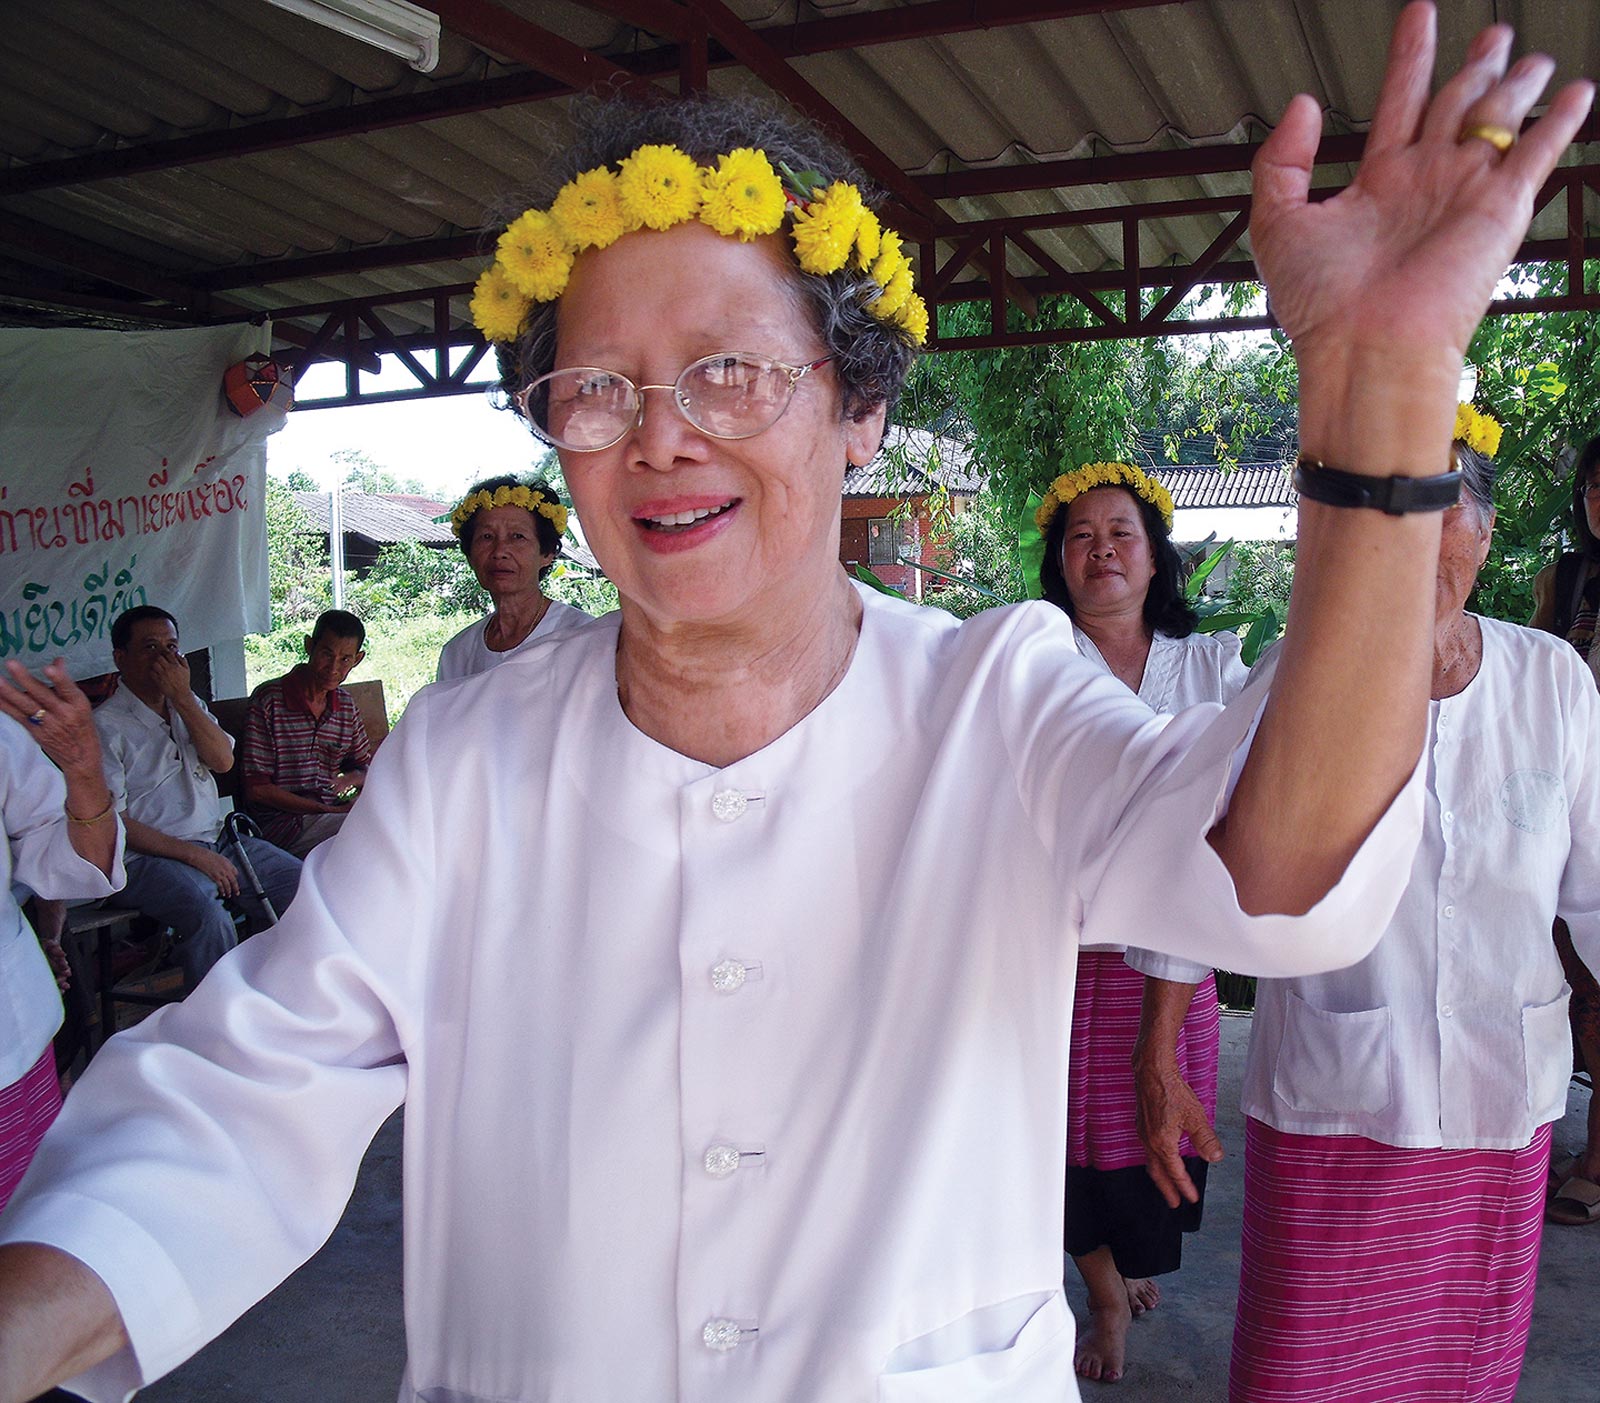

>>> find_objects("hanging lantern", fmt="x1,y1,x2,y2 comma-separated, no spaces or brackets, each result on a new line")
223,354,294,417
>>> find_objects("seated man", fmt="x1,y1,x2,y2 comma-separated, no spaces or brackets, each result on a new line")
240,610,375,858
96,605,301,990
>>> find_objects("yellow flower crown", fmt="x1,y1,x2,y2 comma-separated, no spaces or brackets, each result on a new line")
450,484,569,538
1453,402,1503,459
470,143,927,348
1035,461,1175,534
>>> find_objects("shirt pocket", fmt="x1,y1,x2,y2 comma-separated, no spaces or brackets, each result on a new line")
1523,984,1574,1128
877,1289,1073,1402
1272,990,1393,1115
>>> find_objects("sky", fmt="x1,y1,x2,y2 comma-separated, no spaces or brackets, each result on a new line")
266,358,551,504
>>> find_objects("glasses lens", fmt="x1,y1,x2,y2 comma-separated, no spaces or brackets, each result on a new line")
679,354,795,439
525,369,637,450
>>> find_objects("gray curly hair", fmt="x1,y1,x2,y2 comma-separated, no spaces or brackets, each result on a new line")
1452,442,1496,522
489,93,920,425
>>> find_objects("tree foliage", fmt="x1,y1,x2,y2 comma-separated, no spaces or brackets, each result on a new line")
1464,262,1600,622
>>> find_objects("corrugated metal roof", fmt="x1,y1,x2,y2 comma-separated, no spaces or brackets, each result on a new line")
846,424,984,497
1153,460,1296,509
0,2,1595,372
293,489,454,543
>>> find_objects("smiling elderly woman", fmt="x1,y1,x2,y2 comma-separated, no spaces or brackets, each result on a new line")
0,9,1592,1403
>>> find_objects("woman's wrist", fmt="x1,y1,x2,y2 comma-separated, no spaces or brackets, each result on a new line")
1294,342,1462,478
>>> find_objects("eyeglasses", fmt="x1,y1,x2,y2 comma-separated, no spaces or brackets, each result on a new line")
516,352,833,453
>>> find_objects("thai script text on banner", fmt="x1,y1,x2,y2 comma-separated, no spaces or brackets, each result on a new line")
0,324,280,677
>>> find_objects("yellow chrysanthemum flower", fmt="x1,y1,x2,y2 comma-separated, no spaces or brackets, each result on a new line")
853,208,882,271
617,144,703,231
1035,462,1173,531
898,293,929,346
1453,402,1503,459
551,167,631,251
869,229,907,290
791,181,865,274
872,263,914,319
700,148,787,241
497,210,574,302
470,263,532,343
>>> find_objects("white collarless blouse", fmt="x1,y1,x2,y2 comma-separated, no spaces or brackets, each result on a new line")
1236,616,1600,1149
4,586,1422,1403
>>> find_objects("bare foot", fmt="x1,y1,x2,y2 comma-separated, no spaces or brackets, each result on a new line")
1124,1276,1160,1317
1075,1296,1132,1383
1072,1245,1134,1382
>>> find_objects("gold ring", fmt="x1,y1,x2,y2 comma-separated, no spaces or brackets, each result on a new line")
1459,122,1516,154
27,708,46,724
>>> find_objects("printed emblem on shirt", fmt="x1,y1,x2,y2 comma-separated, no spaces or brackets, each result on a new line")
1499,769,1565,834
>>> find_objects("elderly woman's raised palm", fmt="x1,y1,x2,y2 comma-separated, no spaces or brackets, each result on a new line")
1253,5,1592,371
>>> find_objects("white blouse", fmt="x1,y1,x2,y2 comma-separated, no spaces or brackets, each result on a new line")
0,715,124,1086
434,598,593,682
1232,617,1600,1149
2,587,1422,1403
1072,626,1250,956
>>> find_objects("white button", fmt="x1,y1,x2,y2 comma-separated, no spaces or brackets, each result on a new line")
704,1144,741,1178
1443,905,1455,919
1441,1004,1453,1018
1443,811,1454,825
711,789,748,823
703,1318,744,1351
711,959,747,993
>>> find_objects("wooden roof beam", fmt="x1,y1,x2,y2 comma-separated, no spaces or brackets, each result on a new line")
417,1,659,97
0,1,1198,198
679,0,948,240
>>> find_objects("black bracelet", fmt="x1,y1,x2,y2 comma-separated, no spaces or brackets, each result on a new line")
1293,456,1462,515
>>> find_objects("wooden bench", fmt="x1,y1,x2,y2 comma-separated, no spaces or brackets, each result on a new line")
61,903,179,1052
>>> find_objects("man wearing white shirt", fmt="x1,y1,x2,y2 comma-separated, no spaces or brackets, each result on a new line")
95,606,301,989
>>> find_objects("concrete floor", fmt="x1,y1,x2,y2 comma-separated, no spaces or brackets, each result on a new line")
136,1014,1599,1402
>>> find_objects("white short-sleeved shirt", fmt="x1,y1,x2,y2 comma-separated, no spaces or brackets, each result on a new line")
1072,626,1250,958
4,587,1423,1403
1230,617,1600,1149
435,599,593,682
0,715,124,1084
94,685,226,845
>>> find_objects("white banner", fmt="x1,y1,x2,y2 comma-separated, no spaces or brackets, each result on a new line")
0,323,281,678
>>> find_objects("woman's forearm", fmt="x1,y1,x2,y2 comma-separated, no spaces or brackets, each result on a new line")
0,1243,128,1403
60,765,117,878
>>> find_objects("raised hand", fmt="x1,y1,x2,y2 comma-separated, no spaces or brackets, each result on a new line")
1252,3,1592,405
0,659,106,781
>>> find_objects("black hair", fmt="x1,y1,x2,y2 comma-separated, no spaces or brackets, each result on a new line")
491,93,918,427
1568,434,1600,555
310,609,366,649
456,474,565,579
1038,486,1198,638
110,604,179,652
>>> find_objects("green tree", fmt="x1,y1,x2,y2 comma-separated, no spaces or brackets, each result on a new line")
899,296,1158,520
331,448,426,496
1464,261,1600,622
264,477,331,629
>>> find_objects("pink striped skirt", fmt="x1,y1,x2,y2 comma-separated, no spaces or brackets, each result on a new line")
1067,951,1220,1170
1231,1118,1552,1402
0,1049,63,1213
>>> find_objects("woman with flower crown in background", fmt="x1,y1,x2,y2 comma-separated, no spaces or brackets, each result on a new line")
1033,461,1247,1382
0,8,1593,1401
435,474,591,682
1135,405,1600,1401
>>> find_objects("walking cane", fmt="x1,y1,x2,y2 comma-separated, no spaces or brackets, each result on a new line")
220,811,280,927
